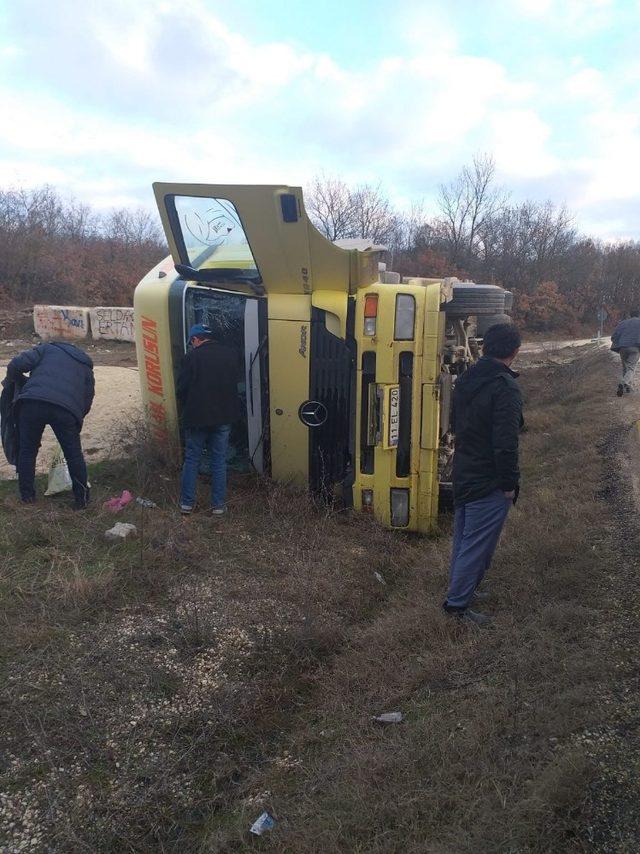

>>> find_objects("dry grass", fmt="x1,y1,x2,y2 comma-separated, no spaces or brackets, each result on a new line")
0,349,631,852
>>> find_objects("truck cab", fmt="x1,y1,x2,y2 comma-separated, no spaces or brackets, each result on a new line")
134,183,512,533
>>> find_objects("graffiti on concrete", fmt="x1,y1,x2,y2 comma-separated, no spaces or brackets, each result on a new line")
90,307,135,342
33,305,89,340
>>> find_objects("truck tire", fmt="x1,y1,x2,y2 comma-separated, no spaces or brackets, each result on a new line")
446,284,508,317
476,313,512,337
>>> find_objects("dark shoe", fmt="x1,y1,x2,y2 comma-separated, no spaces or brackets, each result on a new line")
74,487,90,510
624,384,632,394
462,609,492,627
617,383,624,397
210,505,227,516
20,497,36,505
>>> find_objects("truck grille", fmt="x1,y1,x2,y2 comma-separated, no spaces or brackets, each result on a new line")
309,307,354,495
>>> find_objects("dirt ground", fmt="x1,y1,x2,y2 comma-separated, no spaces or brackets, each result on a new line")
0,343,141,481
0,335,608,484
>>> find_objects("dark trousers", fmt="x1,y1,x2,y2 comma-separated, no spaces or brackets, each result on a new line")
17,400,89,506
445,489,512,610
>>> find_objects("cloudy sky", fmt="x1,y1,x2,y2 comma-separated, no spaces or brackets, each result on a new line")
1,0,639,239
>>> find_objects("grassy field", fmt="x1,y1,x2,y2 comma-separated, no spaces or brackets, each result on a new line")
1,348,638,852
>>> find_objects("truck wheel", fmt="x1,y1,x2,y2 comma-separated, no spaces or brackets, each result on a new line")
476,313,512,337
446,284,508,316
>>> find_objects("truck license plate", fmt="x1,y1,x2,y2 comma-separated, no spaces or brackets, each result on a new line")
388,386,400,447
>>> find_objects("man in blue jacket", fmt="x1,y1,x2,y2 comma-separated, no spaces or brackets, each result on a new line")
443,323,523,627
5,341,95,508
610,310,640,396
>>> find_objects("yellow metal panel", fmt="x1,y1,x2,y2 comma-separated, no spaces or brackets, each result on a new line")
133,276,180,450
420,383,441,450
153,183,314,296
350,248,382,291
306,221,352,293
268,293,311,484
268,294,312,321
312,290,348,339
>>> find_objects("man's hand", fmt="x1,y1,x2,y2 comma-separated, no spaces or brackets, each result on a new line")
503,490,516,499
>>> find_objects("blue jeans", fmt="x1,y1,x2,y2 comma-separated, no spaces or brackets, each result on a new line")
180,425,230,509
17,399,89,506
445,489,512,610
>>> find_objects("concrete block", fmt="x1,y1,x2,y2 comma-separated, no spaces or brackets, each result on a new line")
33,305,89,340
89,307,135,342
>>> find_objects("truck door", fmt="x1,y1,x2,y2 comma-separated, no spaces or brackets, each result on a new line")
183,286,268,476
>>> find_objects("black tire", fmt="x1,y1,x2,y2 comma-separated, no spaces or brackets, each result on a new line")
476,313,512,337
446,284,508,317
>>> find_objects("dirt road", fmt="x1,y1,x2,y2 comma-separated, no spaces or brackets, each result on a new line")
0,364,141,481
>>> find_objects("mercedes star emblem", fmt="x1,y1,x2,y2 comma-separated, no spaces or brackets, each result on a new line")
298,400,328,428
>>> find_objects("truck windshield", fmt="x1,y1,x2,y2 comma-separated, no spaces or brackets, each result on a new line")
169,195,259,279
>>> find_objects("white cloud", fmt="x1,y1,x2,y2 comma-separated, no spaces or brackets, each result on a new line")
490,110,559,178
564,67,608,100
579,109,640,205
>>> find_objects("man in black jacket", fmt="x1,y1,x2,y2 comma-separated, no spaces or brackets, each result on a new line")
177,324,241,515
5,341,95,508
444,323,523,626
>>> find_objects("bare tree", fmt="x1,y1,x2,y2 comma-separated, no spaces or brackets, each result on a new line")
305,175,355,241
349,183,400,246
102,207,164,247
436,153,507,265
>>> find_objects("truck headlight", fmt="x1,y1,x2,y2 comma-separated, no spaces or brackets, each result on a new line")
390,488,410,527
394,294,415,340
364,294,378,337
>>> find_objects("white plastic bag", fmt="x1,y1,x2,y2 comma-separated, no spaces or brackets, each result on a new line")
44,443,73,495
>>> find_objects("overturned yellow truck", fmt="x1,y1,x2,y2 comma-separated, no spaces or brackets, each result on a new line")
134,184,512,533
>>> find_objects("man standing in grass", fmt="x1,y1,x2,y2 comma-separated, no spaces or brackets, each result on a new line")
177,324,240,516
4,341,94,509
610,310,640,397
443,323,523,627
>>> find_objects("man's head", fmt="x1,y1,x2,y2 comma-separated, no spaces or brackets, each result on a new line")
483,322,521,365
188,324,214,348
630,310,640,318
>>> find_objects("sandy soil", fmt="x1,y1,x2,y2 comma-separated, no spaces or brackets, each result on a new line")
0,364,142,481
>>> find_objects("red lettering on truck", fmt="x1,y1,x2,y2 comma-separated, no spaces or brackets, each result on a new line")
141,316,163,396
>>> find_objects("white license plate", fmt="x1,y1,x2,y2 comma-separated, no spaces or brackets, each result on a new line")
388,386,400,447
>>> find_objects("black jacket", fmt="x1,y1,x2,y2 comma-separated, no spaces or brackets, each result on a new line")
177,341,241,429
6,343,95,426
452,357,523,506
0,375,24,465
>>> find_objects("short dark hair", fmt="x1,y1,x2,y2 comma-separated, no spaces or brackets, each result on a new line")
630,309,640,318
483,322,521,359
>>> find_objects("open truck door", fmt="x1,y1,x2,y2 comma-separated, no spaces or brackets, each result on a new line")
153,182,358,297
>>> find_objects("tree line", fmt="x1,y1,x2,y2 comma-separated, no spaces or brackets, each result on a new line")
0,186,166,306
306,157,640,332
1,166,638,331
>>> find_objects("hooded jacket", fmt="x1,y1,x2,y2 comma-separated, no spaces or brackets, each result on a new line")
452,356,523,506
6,343,95,425
611,317,640,352
177,340,241,429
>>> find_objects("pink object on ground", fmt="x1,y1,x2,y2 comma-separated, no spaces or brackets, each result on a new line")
103,490,134,512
